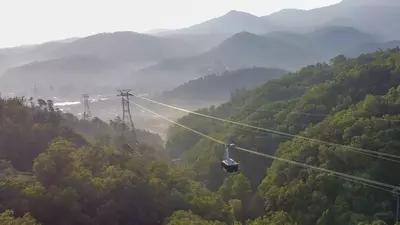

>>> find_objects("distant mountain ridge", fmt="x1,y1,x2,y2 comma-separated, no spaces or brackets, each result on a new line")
0,55,122,96
48,31,199,62
135,30,316,72
0,31,202,96
264,0,400,39
157,0,400,40
130,25,394,93
0,31,200,72
2,0,400,98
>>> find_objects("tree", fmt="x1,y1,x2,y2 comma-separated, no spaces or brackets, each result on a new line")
248,212,296,225
231,174,251,201
37,99,47,109
0,210,41,225
46,100,54,112
358,221,388,225
166,210,226,225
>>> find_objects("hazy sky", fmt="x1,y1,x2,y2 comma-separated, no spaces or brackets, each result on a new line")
0,0,341,48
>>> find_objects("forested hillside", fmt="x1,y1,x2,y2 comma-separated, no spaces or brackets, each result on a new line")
0,95,300,224
165,48,400,225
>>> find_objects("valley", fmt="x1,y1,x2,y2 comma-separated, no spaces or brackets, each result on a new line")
2,0,400,224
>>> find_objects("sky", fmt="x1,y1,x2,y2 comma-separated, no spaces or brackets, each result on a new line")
0,0,341,48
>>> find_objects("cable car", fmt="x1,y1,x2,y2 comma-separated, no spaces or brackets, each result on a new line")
221,143,239,173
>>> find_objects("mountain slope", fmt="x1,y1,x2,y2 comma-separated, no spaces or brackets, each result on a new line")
0,55,122,96
157,33,230,52
0,32,199,66
262,31,310,47
199,32,314,69
175,50,400,187
0,32,204,97
263,27,400,59
131,26,382,93
307,26,377,57
0,39,82,77
265,0,400,39
0,32,200,74
130,32,316,92
344,41,400,58
156,67,286,104
48,31,199,62
165,48,400,224
159,0,400,39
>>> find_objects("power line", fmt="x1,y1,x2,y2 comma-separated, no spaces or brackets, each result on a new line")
128,99,400,193
132,95,400,163
231,124,396,162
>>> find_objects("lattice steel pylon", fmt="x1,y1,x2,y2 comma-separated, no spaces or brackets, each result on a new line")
117,89,139,152
82,94,92,120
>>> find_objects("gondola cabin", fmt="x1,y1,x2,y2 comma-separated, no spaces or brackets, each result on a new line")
221,143,239,173
221,158,239,173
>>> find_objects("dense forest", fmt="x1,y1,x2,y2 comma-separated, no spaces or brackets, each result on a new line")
3,48,400,224
0,95,274,224
166,48,400,225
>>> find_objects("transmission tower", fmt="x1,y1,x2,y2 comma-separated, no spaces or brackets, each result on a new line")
82,94,92,120
117,89,139,151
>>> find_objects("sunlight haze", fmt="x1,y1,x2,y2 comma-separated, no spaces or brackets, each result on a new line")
0,0,341,48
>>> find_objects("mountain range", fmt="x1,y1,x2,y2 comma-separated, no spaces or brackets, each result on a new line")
0,32,200,96
157,0,400,39
129,26,381,92
1,0,400,98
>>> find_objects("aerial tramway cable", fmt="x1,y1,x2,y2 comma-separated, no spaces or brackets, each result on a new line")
236,106,400,123
127,98,400,193
132,95,400,163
